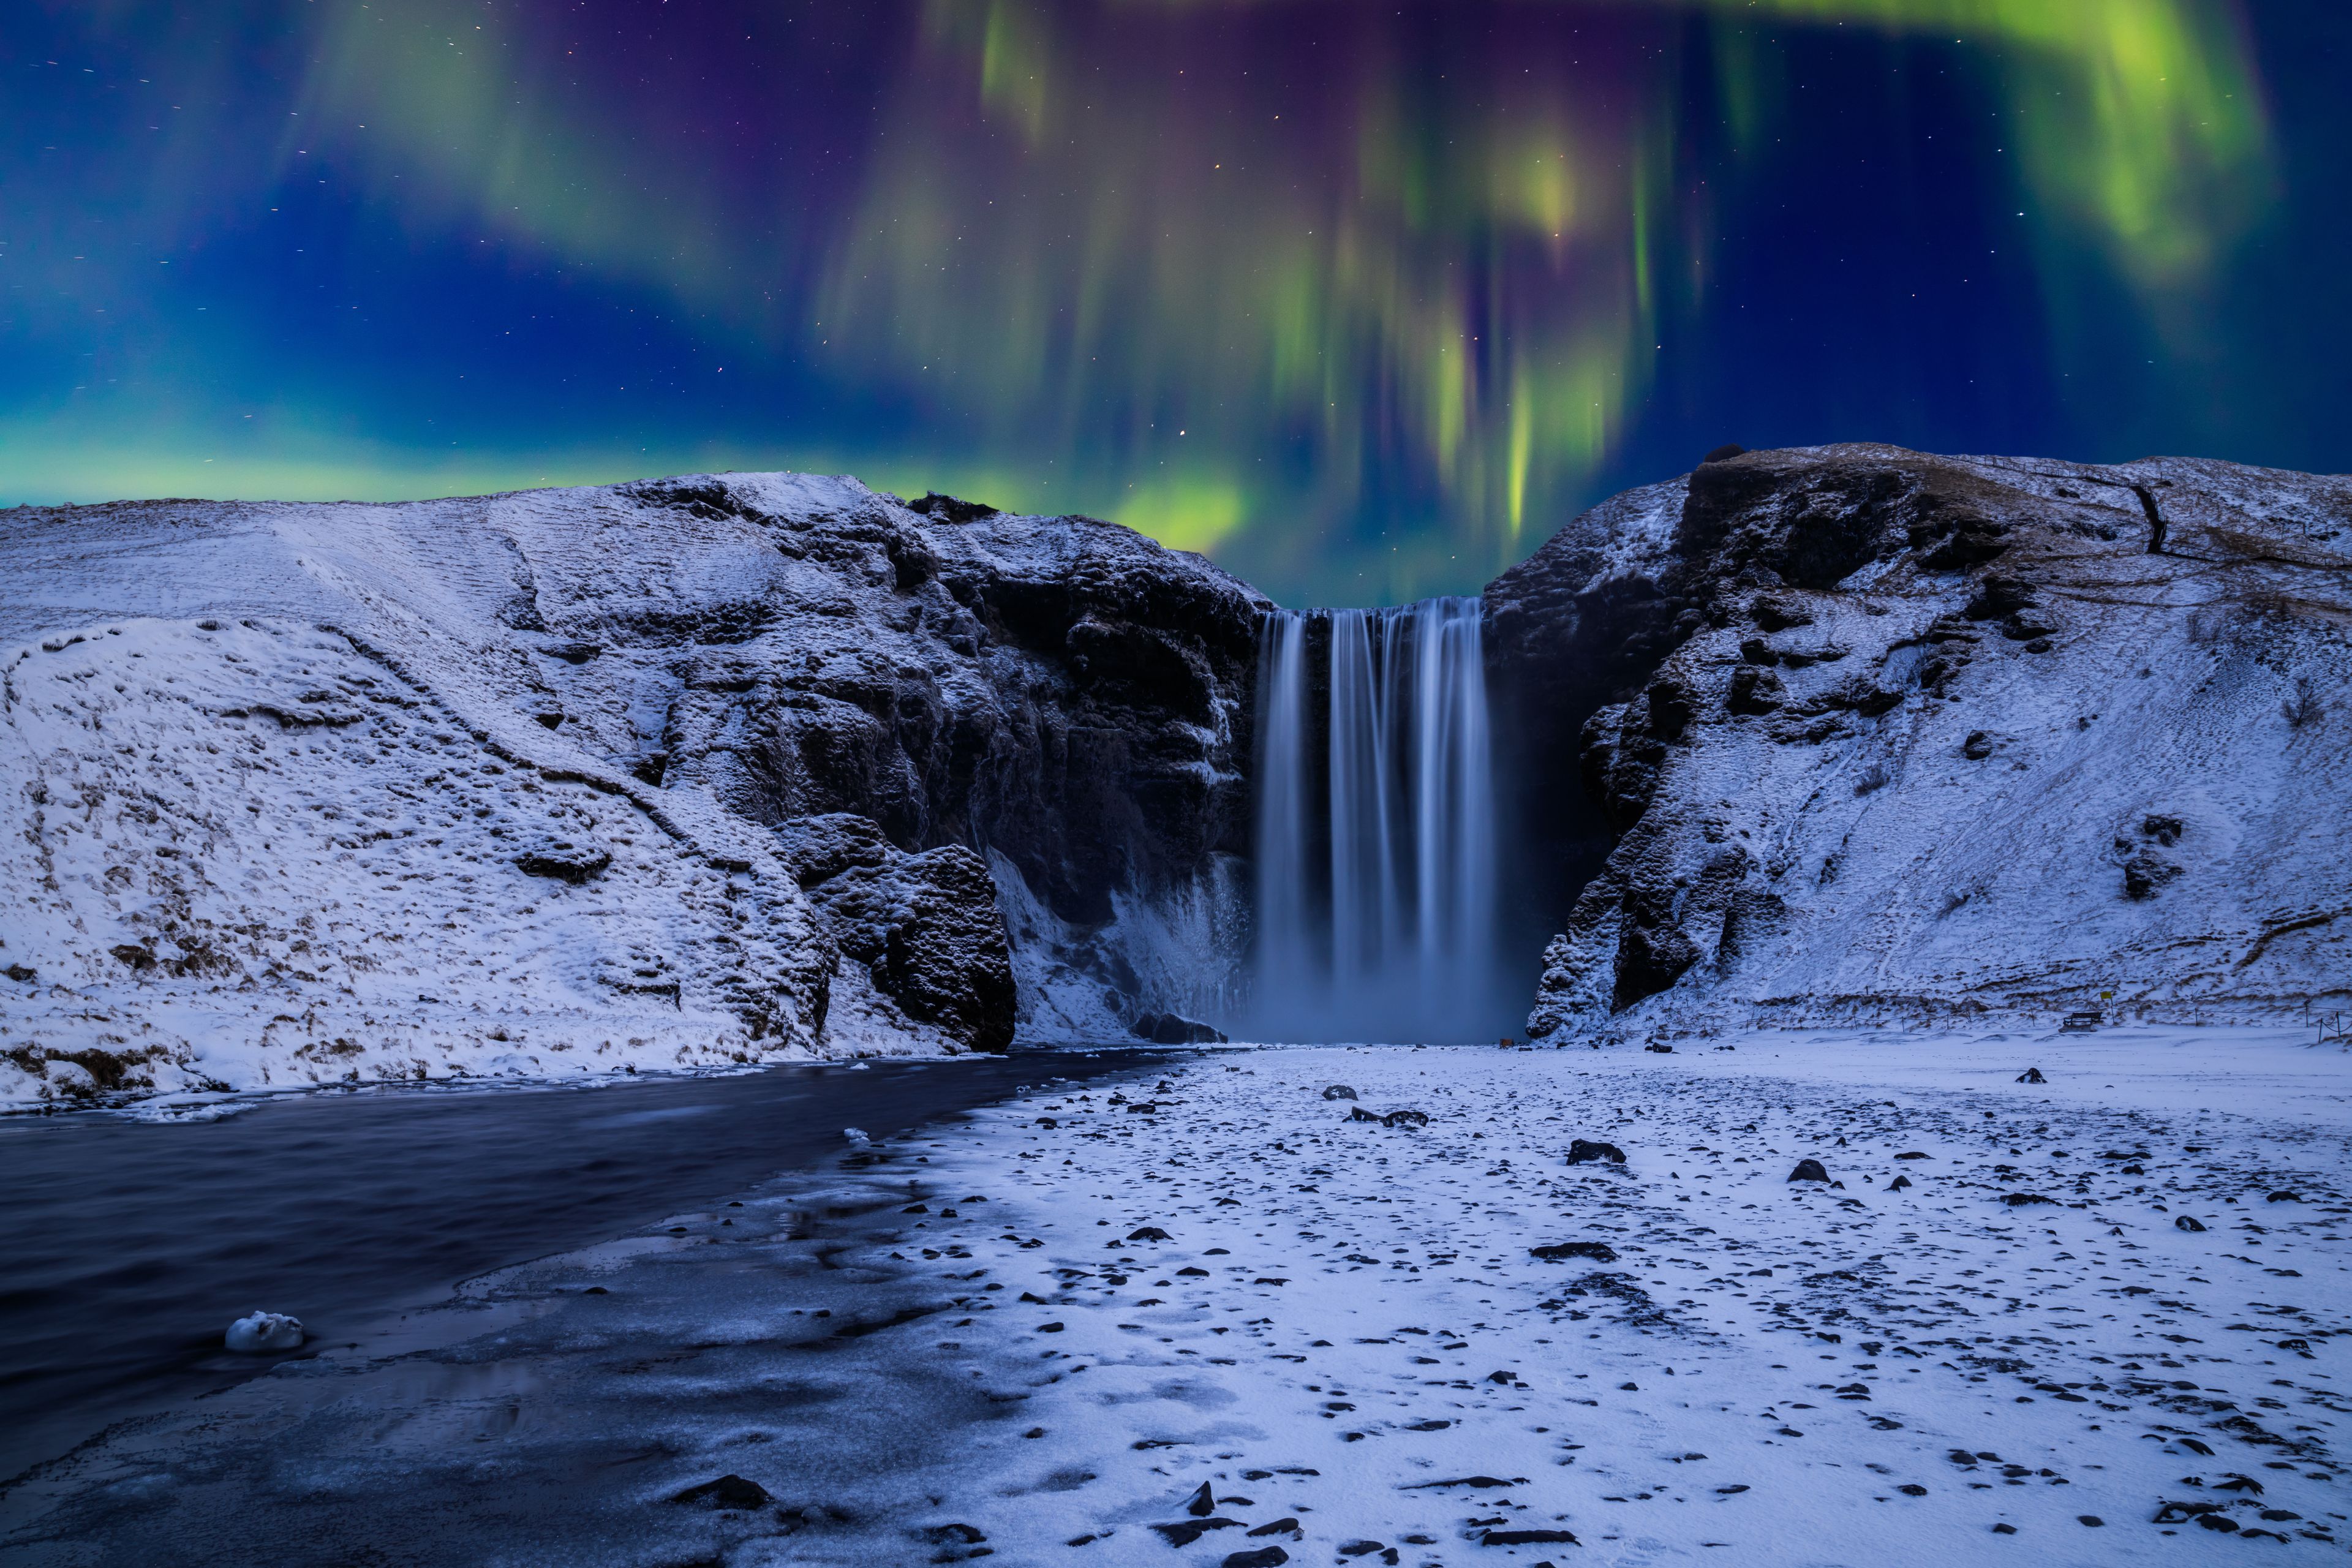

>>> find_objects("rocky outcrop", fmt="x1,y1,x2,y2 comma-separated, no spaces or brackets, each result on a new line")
0,472,1262,1105
778,813,1015,1053
1493,444,2352,1035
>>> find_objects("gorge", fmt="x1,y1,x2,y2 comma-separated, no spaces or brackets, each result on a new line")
4,443,2350,1105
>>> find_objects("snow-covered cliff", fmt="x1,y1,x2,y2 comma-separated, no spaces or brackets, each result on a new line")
1493,445,2352,1036
0,475,1264,1106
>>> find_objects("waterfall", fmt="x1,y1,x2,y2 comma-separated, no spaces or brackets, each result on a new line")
1248,596,1501,1041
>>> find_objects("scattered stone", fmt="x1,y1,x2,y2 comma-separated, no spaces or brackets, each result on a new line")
1480,1528,1581,1547
921,1523,988,1545
1222,1548,1291,1568
2266,1191,2302,1203
1245,1517,1303,1537
1962,730,1995,760
1645,1042,1675,1054
1128,1226,1172,1242
1382,1109,1429,1129
2015,1067,2046,1084
1888,1174,1913,1191
2002,1193,2057,1207
1152,1518,1245,1547
2176,1215,2208,1232
1184,1481,1216,1517
1991,1523,2018,1535
224,1311,304,1353
1322,1085,1359,1101
1893,1151,1929,1160
2078,1515,2105,1528
1789,1159,1831,1183
1566,1139,1627,1165
671,1474,771,1510
1404,1477,1519,1490
1348,1106,1382,1123
1530,1242,1621,1263
1897,1485,1928,1497
512,842,612,883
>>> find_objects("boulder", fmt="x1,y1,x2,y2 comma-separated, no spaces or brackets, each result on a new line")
1133,1011,1229,1045
1789,1158,1831,1183
1529,1240,1620,1262
224,1311,304,1353
1565,1139,1628,1165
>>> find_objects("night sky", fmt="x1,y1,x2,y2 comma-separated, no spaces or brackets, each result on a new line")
6,1,2345,604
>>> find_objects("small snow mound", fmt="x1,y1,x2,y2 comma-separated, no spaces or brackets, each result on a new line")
225,1311,304,1353
842,1126,870,1143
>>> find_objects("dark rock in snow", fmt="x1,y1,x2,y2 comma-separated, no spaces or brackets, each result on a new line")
2016,1067,2047,1084
1888,1174,1913,1191
1152,1518,1245,1547
1134,1011,1228,1044
1530,1241,1621,1263
1223,1548,1292,1568
1348,1106,1382,1123
671,1474,771,1510
1789,1159,1831,1183
2122,851,2182,899
1322,1084,1359,1101
1127,1226,1171,1242
1381,1109,1429,1129
1481,1528,1581,1546
512,842,612,883
2176,1215,2208,1232
1566,1139,1628,1164
1184,1480,1217,1517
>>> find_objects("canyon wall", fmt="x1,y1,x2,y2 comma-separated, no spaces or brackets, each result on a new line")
0,475,1262,1104
1488,445,2352,1036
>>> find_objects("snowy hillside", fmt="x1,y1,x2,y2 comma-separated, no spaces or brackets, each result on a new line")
1497,446,2352,1038
0,475,1263,1107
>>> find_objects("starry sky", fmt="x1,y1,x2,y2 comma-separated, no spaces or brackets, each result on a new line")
5,1,2345,604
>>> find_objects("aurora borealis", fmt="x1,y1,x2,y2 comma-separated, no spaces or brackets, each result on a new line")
4,1,2343,603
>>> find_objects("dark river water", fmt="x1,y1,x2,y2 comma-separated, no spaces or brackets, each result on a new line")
0,1049,1167,1484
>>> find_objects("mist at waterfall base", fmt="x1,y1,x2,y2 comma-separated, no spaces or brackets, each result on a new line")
1247,598,1517,1044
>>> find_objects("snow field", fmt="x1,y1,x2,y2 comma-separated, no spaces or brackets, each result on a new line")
866,1038,2352,1565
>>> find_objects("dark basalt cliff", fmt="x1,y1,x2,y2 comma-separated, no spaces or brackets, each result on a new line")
0,471,1265,1107
1486,444,2352,1034
510,473,1269,1046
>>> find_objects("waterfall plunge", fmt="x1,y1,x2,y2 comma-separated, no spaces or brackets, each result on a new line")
1249,597,1501,1041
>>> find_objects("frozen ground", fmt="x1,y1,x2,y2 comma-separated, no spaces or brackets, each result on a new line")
7,1030,2348,1566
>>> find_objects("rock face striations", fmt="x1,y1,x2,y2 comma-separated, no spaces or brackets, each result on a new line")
0,473,1261,1104
1490,444,2352,1036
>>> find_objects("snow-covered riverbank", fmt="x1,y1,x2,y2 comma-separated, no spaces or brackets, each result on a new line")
9,1030,2348,1565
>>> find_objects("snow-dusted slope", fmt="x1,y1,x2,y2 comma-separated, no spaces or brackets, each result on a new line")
1498,446,2352,1036
0,475,1264,1106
